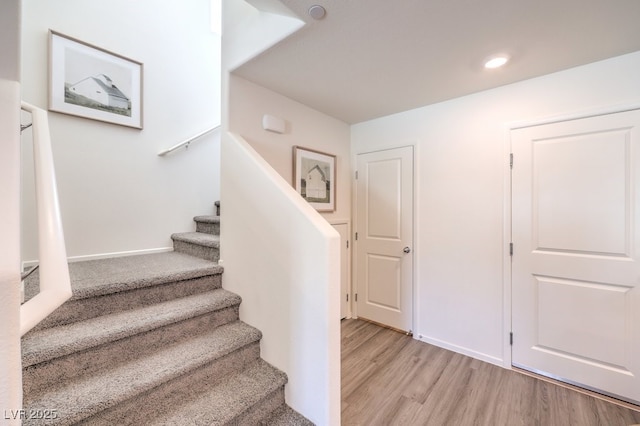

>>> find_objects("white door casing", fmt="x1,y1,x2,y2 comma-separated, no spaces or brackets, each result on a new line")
332,222,350,319
511,109,640,404
355,146,413,332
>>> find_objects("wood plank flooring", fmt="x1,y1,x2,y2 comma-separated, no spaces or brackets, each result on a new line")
341,319,640,426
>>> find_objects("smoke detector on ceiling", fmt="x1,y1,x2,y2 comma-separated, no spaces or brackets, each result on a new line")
308,5,326,20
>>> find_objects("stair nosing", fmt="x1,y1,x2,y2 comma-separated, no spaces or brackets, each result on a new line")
23,321,262,425
171,232,221,248
22,289,242,367
193,215,220,224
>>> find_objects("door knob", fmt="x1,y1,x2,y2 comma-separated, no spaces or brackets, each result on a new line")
403,247,411,254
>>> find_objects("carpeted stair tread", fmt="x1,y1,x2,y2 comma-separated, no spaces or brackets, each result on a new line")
22,289,241,368
194,215,220,224
25,251,222,302
193,215,221,235
23,321,262,426
22,211,306,424
259,404,314,426
171,231,220,247
147,359,287,426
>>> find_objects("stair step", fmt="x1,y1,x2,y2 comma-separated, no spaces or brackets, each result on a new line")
25,252,223,330
80,345,265,425
141,359,288,426
22,289,242,394
29,252,222,301
194,215,220,235
23,321,262,426
260,405,314,426
171,232,221,262
22,211,305,424
23,288,241,367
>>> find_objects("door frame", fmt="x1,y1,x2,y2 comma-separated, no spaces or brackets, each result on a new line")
330,219,352,319
353,143,417,334
503,102,640,370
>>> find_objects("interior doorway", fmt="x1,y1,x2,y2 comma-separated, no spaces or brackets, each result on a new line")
511,108,640,404
354,146,414,333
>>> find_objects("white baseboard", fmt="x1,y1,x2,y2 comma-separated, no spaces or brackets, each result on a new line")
415,334,504,367
22,247,174,269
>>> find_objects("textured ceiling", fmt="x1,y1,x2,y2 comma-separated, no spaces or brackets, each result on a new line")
232,0,640,124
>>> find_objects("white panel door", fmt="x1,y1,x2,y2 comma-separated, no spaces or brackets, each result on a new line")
356,146,413,332
332,222,350,319
511,109,640,404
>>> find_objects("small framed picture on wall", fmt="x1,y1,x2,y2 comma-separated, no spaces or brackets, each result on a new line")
49,30,143,129
293,146,336,212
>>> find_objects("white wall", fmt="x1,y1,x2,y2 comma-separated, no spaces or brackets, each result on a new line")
0,0,23,421
229,74,352,223
226,74,348,425
221,133,340,425
21,0,221,261
351,51,640,366
223,0,304,72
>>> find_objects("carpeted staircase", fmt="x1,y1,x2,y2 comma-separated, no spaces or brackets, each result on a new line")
21,209,313,425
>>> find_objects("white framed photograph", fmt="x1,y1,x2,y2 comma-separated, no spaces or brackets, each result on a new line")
49,30,143,129
293,146,336,212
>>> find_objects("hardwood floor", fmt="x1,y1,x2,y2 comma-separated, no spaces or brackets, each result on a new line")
341,319,640,426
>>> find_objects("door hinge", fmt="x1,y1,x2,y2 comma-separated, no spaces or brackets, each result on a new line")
509,153,513,169
355,293,358,302
355,232,358,241
510,332,514,346
355,171,359,179
346,294,349,302
509,243,513,256
346,240,349,249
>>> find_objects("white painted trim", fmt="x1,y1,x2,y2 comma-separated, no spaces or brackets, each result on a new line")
507,102,640,130
327,218,350,225
411,141,420,338
502,124,513,369
329,219,352,319
22,246,174,268
417,334,504,367
351,154,360,320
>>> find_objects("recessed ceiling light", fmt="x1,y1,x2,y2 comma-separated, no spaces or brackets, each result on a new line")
484,55,509,69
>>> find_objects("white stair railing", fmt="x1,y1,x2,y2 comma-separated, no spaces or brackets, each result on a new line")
157,125,220,156
20,101,72,336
